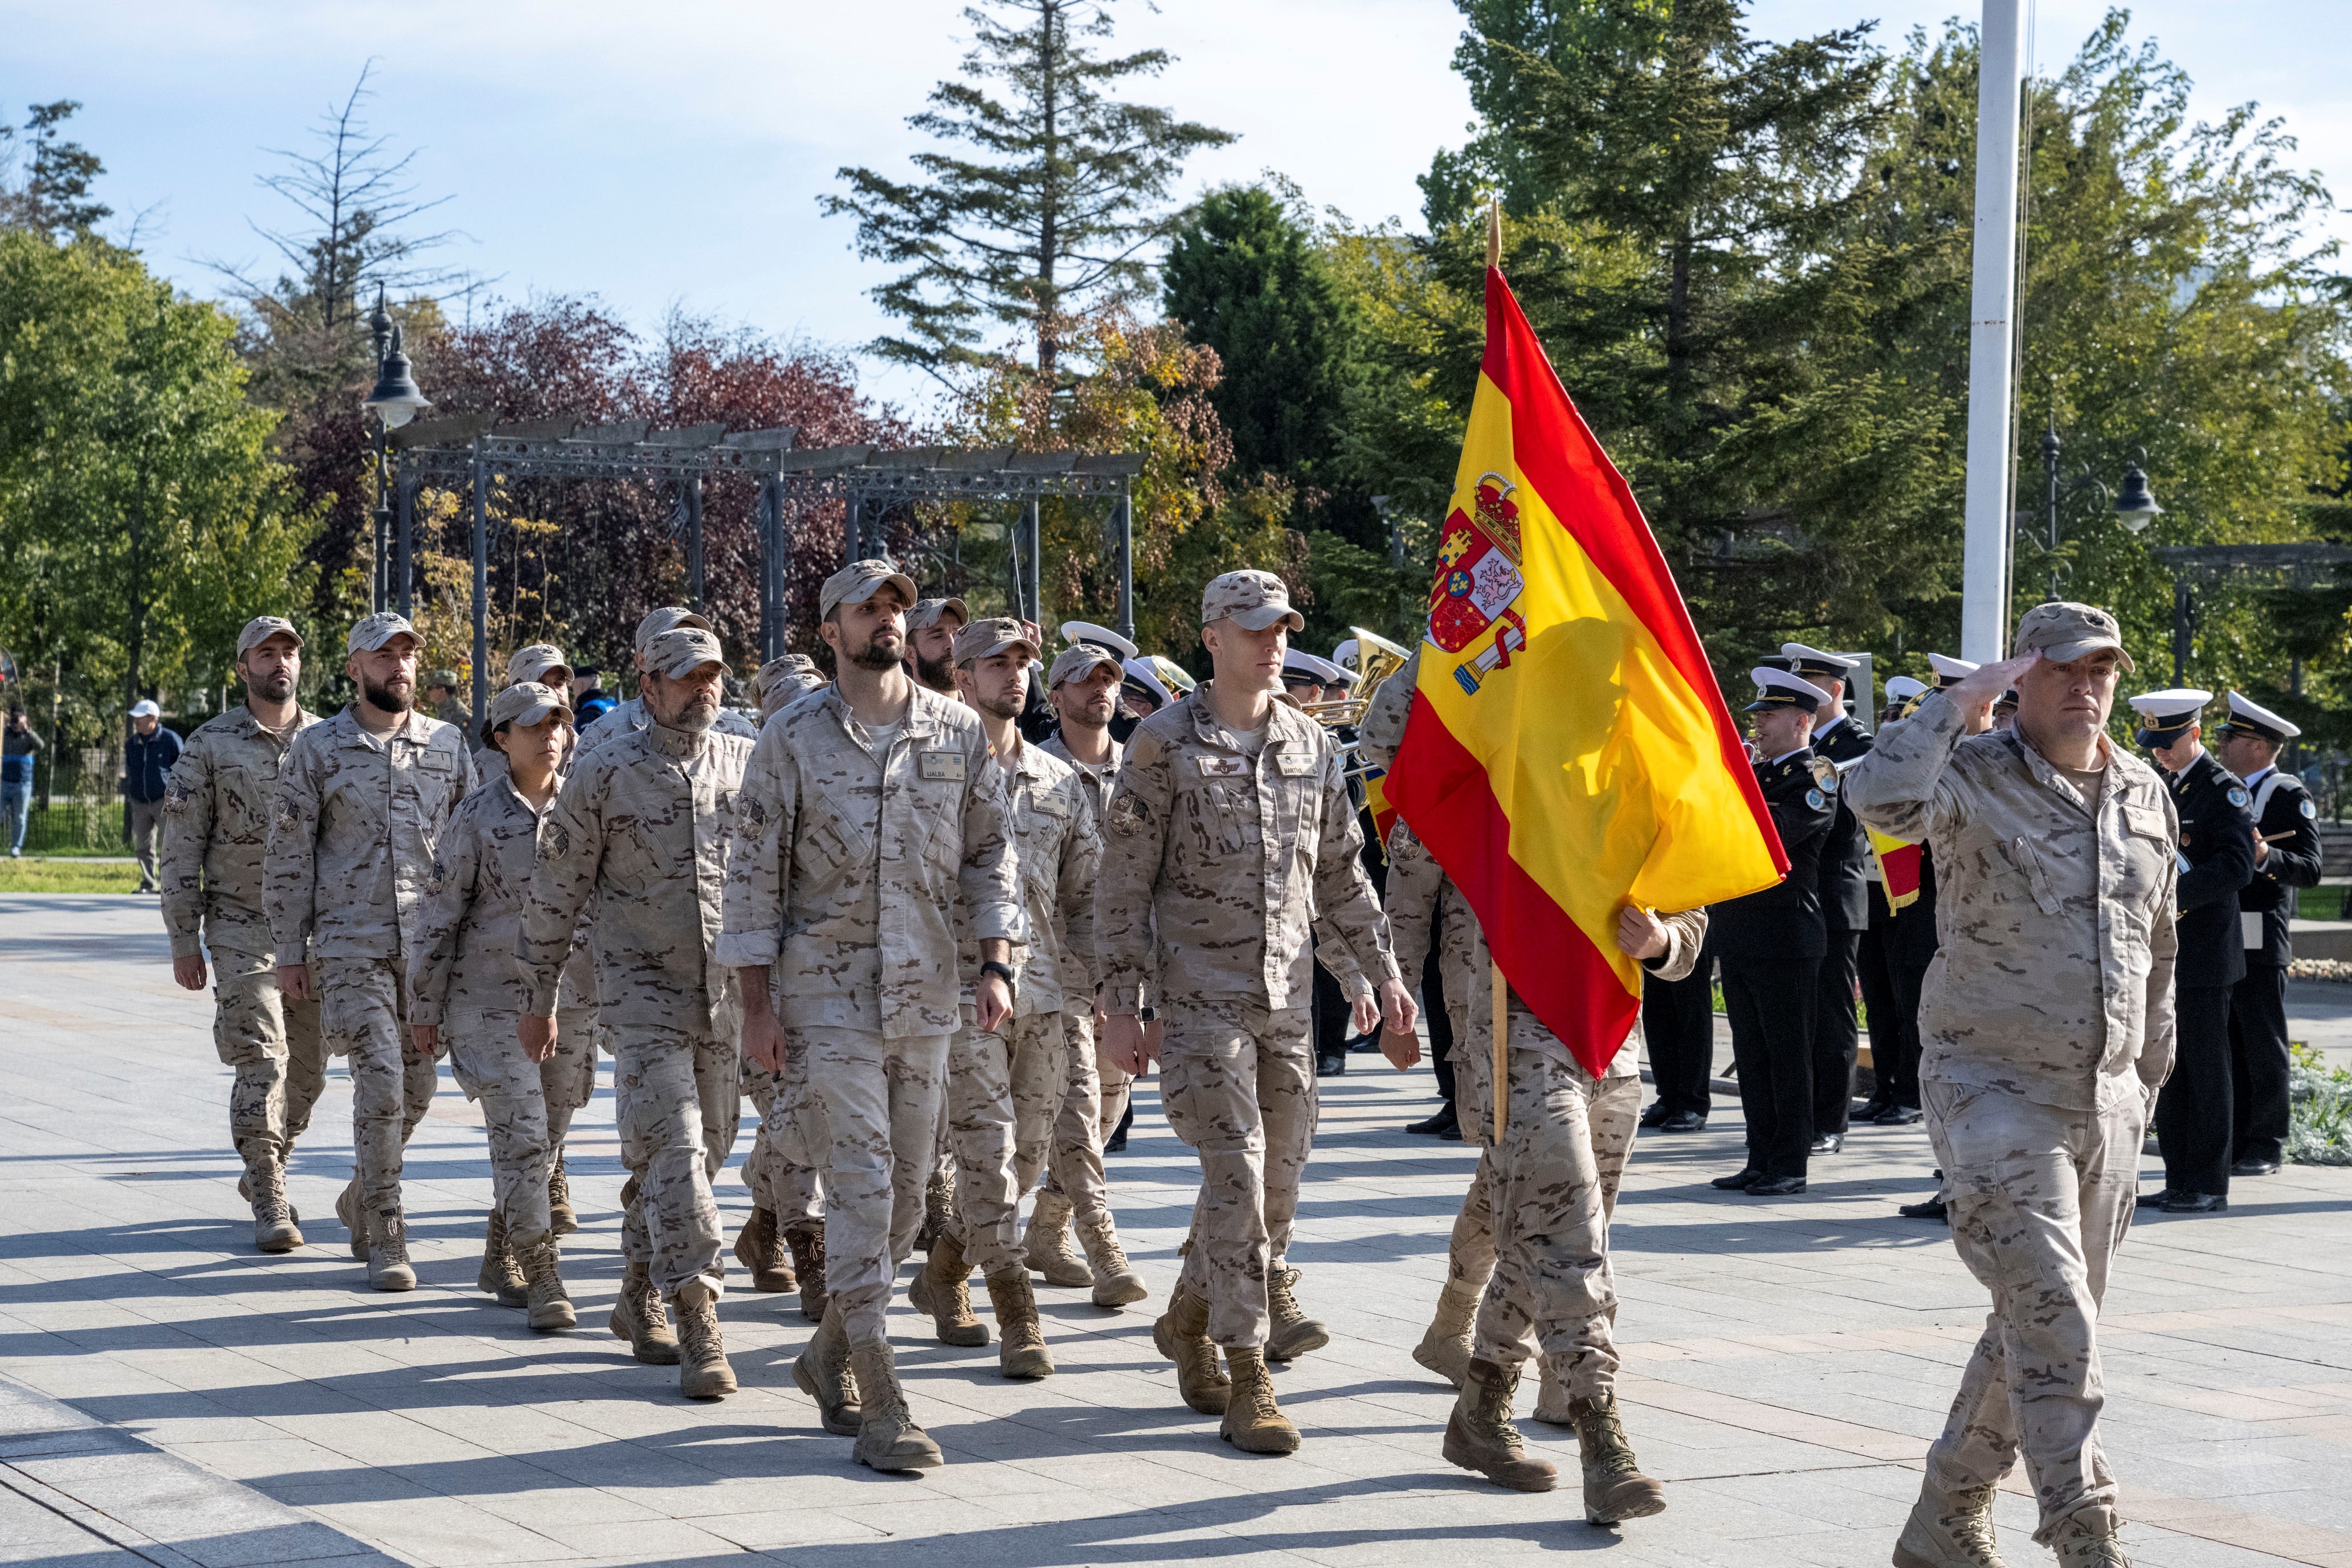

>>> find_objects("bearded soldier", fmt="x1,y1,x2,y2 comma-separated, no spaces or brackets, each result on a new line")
265,612,475,1291
161,615,324,1253
1097,569,1412,1456
574,607,759,756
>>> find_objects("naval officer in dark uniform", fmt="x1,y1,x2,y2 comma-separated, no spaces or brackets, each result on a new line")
1709,667,1838,1198
1779,644,1872,1154
2130,688,2257,1215
2215,690,2322,1178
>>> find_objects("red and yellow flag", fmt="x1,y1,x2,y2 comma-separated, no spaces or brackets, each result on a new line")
1871,830,1923,913
1384,265,1786,1077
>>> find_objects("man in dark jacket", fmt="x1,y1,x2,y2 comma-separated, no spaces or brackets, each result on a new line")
3,706,40,857
122,699,182,892
1778,644,1872,1154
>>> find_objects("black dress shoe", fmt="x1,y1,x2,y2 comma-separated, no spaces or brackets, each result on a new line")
1660,1110,1708,1133
1873,1104,1923,1126
1809,1134,1843,1155
2141,1187,2175,1207
1851,1096,1894,1122
1898,1197,1947,1221
2158,1191,2228,1215
1745,1175,1807,1197
1316,1052,1346,1077
1405,1103,1459,1137
1710,1168,1761,1191
1639,1100,1673,1129
1104,1101,1133,1153
1437,1117,1464,1142
2229,1157,2281,1177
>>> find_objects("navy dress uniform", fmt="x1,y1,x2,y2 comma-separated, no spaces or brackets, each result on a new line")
1853,675,1930,1125
1709,668,1837,1196
2218,691,2322,1176
2130,690,2257,1213
1781,644,1872,1152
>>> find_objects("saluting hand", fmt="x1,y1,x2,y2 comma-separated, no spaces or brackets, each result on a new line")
1949,651,2040,732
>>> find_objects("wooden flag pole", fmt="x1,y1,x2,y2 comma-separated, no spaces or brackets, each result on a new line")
1491,961,1508,1140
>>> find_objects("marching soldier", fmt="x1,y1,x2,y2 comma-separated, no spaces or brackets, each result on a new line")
518,627,754,1398
1096,569,1412,1456
265,612,476,1290
160,616,324,1253
1780,644,1871,1153
2214,691,2322,1178
407,681,579,1330
2130,689,2256,1215
425,669,473,745
905,596,968,695
472,644,573,790
1708,668,1836,1197
574,607,759,755
723,560,1020,1473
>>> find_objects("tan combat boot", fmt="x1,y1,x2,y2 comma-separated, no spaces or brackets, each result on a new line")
783,1224,827,1322
517,1240,575,1332
916,1167,955,1253
1023,1191,1093,1288
546,1157,577,1238
1569,1393,1667,1524
334,1178,369,1260
1264,1267,1329,1362
1533,1358,1571,1426
366,1215,415,1293
247,1154,304,1255
793,1304,863,1435
985,1267,1055,1378
850,1340,944,1472
1413,1278,1482,1388
673,1281,737,1399
1075,1212,1149,1309
909,1231,989,1346
609,1259,681,1365
733,1206,797,1293
477,1211,526,1308
1442,1357,1558,1492
1219,1346,1301,1455
2049,1505,2129,1568
1892,1480,2011,1568
1152,1285,1231,1415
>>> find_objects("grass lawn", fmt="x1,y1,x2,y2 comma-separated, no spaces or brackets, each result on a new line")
0,860,146,893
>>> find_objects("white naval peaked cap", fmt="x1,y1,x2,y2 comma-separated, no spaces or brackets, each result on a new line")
1779,643,1858,676
1745,665,1832,713
1926,652,1979,685
1883,676,1927,703
1060,620,1137,661
2224,689,2302,741
1281,649,1344,684
2125,687,2212,722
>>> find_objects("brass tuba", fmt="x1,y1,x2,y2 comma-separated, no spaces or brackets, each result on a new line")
1302,626,1412,728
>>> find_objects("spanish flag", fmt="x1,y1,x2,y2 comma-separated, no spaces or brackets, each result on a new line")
1384,262,1786,1077
1871,830,1924,913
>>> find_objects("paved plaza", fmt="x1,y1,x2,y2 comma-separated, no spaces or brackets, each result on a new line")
3,892,2350,1568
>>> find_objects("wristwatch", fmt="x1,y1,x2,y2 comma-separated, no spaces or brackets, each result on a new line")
979,959,1018,996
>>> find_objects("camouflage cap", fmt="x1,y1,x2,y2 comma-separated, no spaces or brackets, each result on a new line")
634,605,712,651
905,596,970,633
485,680,573,736
752,652,824,703
953,616,1039,665
1048,644,1122,689
425,669,460,689
644,627,732,680
1200,569,1304,632
348,612,421,655
2012,601,2135,671
819,558,918,620
236,616,302,658
505,643,570,687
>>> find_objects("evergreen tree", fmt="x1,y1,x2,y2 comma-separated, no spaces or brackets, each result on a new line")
824,0,1232,385
0,101,111,239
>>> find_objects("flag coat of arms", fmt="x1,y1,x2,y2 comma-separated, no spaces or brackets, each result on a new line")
1384,263,1787,1077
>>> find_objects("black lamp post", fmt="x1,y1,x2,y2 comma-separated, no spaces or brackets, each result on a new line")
2034,404,2161,602
362,284,431,614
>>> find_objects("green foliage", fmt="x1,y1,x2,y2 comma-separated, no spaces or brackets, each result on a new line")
2287,1042,2352,1166
0,100,110,239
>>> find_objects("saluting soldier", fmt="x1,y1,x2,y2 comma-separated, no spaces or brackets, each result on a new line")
160,616,324,1254
2214,691,2323,1178
1708,667,1837,1197
2129,689,2256,1215
1780,644,1872,1153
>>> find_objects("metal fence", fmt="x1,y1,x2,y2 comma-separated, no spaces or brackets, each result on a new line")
18,741,130,855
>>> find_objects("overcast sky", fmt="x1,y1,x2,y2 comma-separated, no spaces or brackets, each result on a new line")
6,1,2345,414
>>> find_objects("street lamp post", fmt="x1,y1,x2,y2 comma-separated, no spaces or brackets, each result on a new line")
2032,405,2161,603
362,284,431,615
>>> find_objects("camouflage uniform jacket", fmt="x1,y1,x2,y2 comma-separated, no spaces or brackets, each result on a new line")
717,684,1020,1039
1095,681,1399,1015
981,740,1101,1019
1385,817,1704,1087
573,693,757,757
407,775,563,1028
517,721,750,1036
1845,689,2180,1110
1038,733,1122,831
159,704,321,959
264,706,476,961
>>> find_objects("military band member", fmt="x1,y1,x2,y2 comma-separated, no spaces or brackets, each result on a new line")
2130,689,2256,1215
1708,668,1836,1197
2214,691,2322,1178
574,607,760,756
161,616,324,1253
724,560,1020,1473
1096,569,1412,1456
1780,644,1871,1153
265,612,475,1290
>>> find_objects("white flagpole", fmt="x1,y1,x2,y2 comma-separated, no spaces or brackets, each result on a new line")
1961,0,2026,661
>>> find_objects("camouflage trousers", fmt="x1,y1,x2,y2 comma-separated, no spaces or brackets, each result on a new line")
1034,1010,1114,1223
209,946,326,1167
744,1054,823,1228
793,1027,950,1346
1473,1039,1642,1401
613,1024,740,1300
318,957,440,1228
1162,1003,1316,1349
944,1010,1067,1275
543,1007,597,1154
1922,1079,2143,1542
447,1008,556,1253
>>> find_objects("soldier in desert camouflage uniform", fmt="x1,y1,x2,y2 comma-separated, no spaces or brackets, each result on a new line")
161,615,324,1254
574,608,760,756
724,561,1019,1474
265,612,475,1291
1096,569,1413,1456
901,595,969,1249
1847,603,2178,1568
518,628,752,1400
407,681,579,1332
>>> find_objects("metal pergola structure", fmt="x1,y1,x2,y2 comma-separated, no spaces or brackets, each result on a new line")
384,414,1142,721
2150,542,2352,688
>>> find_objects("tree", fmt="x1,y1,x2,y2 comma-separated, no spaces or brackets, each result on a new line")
823,0,1232,386
0,101,111,239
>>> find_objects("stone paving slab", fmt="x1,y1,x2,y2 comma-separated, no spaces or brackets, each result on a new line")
4,892,2351,1567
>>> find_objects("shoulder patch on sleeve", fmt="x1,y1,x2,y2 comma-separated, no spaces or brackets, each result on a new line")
1108,789,1151,838
2302,798,2318,819
742,795,769,830
1126,730,1165,770
2228,786,2250,809
549,823,571,858
1805,787,1826,810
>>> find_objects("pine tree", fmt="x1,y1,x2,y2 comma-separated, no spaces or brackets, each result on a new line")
0,101,111,238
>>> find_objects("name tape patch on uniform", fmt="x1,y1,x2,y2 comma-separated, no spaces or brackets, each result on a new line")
920,750,966,782
1195,756,1248,777
420,750,454,773
1276,753,1316,777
